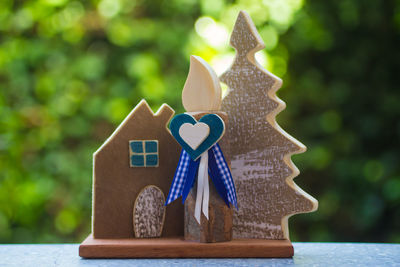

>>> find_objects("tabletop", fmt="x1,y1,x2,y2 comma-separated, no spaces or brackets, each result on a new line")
0,242,399,267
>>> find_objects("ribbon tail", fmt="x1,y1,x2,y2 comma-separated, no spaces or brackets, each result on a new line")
212,144,238,210
194,152,208,224
208,149,230,207
181,158,200,203
165,149,190,206
202,152,209,220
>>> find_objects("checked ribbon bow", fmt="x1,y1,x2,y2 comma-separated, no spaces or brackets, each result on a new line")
165,144,238,223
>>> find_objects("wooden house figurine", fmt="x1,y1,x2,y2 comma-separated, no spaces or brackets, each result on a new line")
92,99,183,239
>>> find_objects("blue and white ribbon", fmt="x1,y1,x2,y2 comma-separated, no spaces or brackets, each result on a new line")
165,143,237,223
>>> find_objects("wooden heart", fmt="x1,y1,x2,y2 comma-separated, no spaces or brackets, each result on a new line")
170,114,225,161
179,122,210,150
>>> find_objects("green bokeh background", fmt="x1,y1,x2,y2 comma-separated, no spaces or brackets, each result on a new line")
1,0,399,243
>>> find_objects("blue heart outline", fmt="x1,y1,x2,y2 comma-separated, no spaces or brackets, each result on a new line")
170,113,225,161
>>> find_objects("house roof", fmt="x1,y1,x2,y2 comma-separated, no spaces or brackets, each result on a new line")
93,99,175,156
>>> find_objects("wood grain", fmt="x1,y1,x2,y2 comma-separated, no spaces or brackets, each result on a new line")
220,10,318,240
79,234,293,258
93,100,183,238
182,55,222,112
133,185,166,238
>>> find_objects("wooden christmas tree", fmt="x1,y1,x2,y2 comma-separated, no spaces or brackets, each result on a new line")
220,11,318,239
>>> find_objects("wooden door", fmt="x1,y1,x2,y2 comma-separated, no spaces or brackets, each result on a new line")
133,185,166,238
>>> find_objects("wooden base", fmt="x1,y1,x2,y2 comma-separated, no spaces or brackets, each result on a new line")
79,234,293,258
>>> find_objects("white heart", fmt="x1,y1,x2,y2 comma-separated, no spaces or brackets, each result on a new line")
179,122,210,150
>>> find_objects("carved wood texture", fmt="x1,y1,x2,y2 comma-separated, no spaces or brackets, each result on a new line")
220,11,318,239
133,185,166,238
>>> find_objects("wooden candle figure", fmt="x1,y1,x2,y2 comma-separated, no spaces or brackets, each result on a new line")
165,55,236,243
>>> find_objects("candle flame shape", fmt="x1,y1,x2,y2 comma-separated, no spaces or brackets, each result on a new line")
182,55,222,112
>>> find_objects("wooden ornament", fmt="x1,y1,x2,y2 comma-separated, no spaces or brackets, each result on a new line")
80,11,317,258
170,113,225,161
179,122,210,150
220,10,318,240
178,55,233,243
92,99,183,238
133,185,166,238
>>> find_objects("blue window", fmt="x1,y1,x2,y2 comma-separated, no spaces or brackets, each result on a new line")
145,141,157,153
129,140,159,167
130,141,143,153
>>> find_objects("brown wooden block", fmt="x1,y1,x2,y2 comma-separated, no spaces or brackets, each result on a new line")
79,234,294,258
184,111,233,243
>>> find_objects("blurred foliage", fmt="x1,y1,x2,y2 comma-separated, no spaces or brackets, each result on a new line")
0,0,399,243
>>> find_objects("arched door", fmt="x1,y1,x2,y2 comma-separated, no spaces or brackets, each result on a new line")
133,185,166,238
